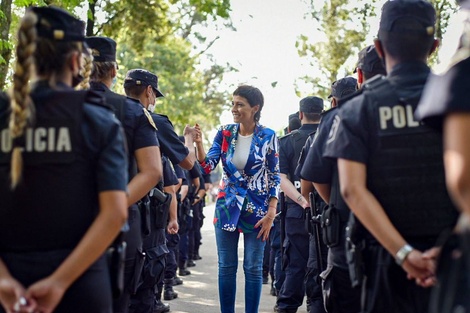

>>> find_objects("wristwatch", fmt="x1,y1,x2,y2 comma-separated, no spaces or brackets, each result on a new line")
395,244,413,266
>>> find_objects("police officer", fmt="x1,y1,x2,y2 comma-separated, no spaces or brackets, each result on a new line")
415,2,470,311
295,78,356,313
354,45,387,89
324,1,458,312
85,38,162,313
119,68,169,313
275,97,323,313
0,7,128,313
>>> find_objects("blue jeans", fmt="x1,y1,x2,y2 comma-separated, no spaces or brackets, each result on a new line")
215,227,266,313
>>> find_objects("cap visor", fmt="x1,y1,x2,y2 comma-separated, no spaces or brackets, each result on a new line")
155,88,164,98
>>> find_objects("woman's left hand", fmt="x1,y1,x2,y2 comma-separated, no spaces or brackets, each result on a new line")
255,215,274,242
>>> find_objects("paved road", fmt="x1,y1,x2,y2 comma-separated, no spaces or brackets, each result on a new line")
168,203,308,313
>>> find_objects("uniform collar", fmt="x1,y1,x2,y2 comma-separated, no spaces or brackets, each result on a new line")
299,123,319,132
388,61,430,87
90,81,110,92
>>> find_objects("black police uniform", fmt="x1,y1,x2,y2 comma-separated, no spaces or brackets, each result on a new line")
300,105,362,313
89,83,159,313
130,156,177,313
276,123,318,313
178,165,202,274
165,163,186,284
324,63,458,313
295,132,328,313
131,112,188,312
416,52,470,313
0,83,128,313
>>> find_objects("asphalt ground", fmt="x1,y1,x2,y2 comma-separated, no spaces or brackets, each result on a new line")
168,203,308,313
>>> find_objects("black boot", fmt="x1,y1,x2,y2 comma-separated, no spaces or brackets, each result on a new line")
153,299,170,313
187,259,196,267
163,278,178,300
174,276,183,285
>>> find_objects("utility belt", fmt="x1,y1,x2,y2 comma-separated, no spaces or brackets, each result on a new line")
138,187,171,235
320,204,350,247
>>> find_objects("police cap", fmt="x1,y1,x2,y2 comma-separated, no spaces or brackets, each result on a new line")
379,0,436,36
328,77,357,99
354,45,385,74
124,69,164,97
299,96,323,113
31,6,85,41
85,36,117,62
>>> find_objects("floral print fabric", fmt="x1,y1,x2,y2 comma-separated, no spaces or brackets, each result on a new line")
200,123,280,233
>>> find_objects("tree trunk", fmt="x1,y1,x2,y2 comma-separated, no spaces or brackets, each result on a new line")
86,0,96,36
0,0,12,90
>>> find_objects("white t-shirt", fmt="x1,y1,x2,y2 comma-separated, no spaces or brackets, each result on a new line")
232,133,253,171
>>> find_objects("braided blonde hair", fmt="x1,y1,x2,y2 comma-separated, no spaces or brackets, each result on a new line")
9,10,38,189
77,48,93,90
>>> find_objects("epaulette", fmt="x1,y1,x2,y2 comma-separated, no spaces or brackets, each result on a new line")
320,106,338,116
143,108,158,130
279,129,299,141
84,90,114,111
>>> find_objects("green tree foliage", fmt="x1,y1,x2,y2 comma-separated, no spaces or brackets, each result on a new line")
297,0,457,100
297,0,376,100
0,0,13,90
117,35,229,134
0,0,232,133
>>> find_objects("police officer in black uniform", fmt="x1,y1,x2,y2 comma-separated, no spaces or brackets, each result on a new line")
85,38,162,313
300,50,385,312
294,79,356,313
415,3,470,311
0,7,128,313
275,97,323,313
324,1,458,312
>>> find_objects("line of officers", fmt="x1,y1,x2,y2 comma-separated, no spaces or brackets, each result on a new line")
272,1,469,313
83,37,210,313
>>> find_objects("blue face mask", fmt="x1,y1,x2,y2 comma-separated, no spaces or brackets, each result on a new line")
111,76,118,90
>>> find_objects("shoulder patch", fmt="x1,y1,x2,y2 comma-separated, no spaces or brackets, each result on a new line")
326,115,341,144
143,108,158,130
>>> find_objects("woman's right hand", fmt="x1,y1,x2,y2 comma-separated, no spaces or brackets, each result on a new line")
0,277,35,313
25,277,66,313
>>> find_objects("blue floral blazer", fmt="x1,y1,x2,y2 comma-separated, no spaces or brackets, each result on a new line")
200,123,280,233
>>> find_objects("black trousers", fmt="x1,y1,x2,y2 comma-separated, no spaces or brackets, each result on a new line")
362,244,431,313
113,205,144,313
0,250,112,313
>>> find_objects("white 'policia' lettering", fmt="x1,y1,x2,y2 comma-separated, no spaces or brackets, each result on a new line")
379,105,419,130
1,127,72,153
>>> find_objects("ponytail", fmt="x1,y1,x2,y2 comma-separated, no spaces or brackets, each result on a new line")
77,48,93,90
9,10,38,189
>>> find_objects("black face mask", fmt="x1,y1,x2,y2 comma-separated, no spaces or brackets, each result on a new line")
72,73,84,88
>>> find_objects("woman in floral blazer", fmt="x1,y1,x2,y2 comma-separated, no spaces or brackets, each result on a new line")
192,85,280,313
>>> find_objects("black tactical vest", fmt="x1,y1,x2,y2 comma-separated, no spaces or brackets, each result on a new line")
364,78,457,239
0,88,105,252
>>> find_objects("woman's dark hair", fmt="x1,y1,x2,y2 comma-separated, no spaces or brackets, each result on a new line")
233,85,264,123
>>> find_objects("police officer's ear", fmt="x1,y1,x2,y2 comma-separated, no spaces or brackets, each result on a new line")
373,38,384,60
299,111,304,120
357,68,364,86
429,38,440,56
67,51,82,78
